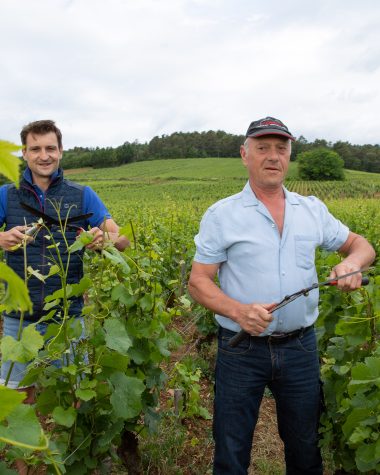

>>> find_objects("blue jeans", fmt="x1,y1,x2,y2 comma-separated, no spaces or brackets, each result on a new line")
0,316,86,389
214,326,323,475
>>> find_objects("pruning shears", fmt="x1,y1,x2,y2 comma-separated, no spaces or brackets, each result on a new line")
228,269,370,348
9,203,93,251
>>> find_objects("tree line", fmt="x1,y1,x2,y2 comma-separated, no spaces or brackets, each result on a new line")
57,130,380,174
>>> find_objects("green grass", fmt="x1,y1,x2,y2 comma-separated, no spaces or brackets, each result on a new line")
65,158,380,225
66,157,380,184
66,157,298,182
64,157,380,255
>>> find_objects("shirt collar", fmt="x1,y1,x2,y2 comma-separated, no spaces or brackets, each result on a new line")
242,181,259,207
283,186,300,205
242,180,300,207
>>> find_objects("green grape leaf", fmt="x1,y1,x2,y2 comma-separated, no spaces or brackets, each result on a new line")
0,140,22,186
1,324,44,363
104,318,132,355
111,283,136,307
75,388,96,401
0,386,26,422
0,404,44,447
355,441,380,472
342,407,372,438
138,293,154,312
0,461,18,474
109,372,145,419
52,406,76,428
0,263,32,313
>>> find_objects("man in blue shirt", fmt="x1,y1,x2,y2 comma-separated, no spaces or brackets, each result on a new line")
188,117,375,475
0,119,129,402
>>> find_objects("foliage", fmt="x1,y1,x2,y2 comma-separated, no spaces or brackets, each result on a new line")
0,223,184,473
1,154,379,473
0,263,32,314
315,246,380,473
168,360,211,420
297,147,345,181
0,141,22,186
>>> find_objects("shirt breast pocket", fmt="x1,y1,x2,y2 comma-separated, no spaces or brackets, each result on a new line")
294,235,317,269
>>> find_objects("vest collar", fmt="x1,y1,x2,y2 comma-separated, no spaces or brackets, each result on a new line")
22,167,64,190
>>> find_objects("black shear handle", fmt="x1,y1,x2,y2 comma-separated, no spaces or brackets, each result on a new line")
228,329,251,348
228,276,370,348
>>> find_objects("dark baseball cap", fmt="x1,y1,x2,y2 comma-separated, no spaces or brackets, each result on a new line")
246,116,295,141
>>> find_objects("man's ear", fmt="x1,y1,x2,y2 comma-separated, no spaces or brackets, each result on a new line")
240,144,248,167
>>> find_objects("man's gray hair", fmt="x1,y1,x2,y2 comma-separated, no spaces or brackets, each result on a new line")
242,136,291,152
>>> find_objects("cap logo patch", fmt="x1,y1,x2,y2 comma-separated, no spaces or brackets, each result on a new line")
259,119,286,130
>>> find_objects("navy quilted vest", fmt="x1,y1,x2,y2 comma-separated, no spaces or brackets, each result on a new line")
5,169,88,322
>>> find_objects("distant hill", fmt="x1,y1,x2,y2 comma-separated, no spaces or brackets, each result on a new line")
61,131,380,174
65,157,380,200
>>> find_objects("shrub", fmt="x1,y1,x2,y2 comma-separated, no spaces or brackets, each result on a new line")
297,148,345,181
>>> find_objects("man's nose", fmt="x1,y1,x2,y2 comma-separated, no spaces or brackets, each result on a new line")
268,147,280,160
40,148,50,159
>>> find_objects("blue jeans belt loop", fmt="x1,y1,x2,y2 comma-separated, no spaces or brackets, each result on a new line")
265,325,313,344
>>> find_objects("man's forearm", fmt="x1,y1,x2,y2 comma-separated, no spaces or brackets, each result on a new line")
333,233,376,291
188,275,242,322
340,234,376,269
188,274,274,334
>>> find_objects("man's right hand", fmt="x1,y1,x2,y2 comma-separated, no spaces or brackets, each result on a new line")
0,226,34,251
236,302,275,336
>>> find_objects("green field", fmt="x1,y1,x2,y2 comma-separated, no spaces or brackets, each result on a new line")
67,158,380,206
66,158,380,252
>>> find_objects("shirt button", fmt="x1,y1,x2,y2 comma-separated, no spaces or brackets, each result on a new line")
282,271,285,276
279,320,283,324
271,223,275,228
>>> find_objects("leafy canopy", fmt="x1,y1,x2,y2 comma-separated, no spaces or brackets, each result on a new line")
297,147,345,181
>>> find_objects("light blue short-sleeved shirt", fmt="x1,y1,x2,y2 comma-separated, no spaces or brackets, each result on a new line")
194,181,349,335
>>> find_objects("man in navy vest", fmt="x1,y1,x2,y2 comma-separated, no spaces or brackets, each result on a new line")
0,120,129,402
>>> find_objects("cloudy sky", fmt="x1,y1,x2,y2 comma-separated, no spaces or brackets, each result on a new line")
1,0,379,149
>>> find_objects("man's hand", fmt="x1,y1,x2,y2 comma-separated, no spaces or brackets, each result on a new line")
85,227,105,250
334,231,376,291
0,226,34,251
236,302,275,336
84,219,129,252
329,262,363,291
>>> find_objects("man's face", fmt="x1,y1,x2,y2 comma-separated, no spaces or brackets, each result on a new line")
240,135,291,190
22,132,62,180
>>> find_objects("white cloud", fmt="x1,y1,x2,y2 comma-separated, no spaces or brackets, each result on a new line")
0,0,379,148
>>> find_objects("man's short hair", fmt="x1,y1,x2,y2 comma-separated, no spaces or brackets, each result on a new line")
20,120,63,149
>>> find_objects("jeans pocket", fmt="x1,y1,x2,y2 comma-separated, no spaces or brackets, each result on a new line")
218,328,252,355
296,330,318,353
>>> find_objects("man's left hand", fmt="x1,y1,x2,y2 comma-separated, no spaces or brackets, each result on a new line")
85,227,105,250
329,262,363,291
